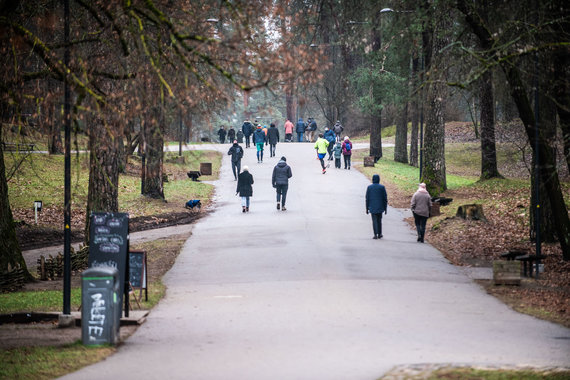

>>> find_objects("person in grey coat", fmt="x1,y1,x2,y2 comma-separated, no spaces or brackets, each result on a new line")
272,156,292,211
365,174,388,239
411,183,432,242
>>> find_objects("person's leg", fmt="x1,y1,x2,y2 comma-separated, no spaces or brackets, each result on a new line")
413,212,421,240
344,155,348,169
335,157,341,168
246,196,250,212
276,186,281,209
281,185,288,209
260,145,264,162
231,162,237,179
419,216,427,242
347,155,351,169
236,160,241,176
378,213,383,237
241,196,247,212
371,213,379,238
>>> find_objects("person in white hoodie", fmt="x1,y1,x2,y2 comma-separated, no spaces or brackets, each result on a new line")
410,183,432,242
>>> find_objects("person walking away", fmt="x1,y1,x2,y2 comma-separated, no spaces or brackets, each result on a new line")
272,156,292,211
333,141,342,169
333,120,344,142
242,120,253,148
366,174,388,239
342,136,352,169
267,123,280,157
227,140,244,180
411,183,432,242
253,125,266,163
236,129,244,143
306,117,317,142
324,127,336,160
227,127,236,142
217,126,227,143
296,117,306,142
236,166,254,212
284,119,294,142
314,133,330,174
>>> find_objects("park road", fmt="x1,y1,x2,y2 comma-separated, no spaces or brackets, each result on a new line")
62,142,570,380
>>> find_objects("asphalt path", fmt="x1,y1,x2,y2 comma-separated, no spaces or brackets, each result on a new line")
62,141,570,380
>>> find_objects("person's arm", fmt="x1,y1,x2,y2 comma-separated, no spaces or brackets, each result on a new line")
365,187,370,214
272,168,276,187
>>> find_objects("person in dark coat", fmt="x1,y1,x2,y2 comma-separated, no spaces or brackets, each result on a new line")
227,140,244,180
227,127,236,142
295,118,306,142
236,166,254,212
272,156,292,211
267,123,280,157
217,126,227,143
242,120,254,148
323,127,336,160
236,129,244,143
365,174,388,239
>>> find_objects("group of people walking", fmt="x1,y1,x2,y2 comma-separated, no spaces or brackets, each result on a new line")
314,133,353,174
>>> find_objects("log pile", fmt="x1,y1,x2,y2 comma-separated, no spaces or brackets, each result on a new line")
36,245,89,280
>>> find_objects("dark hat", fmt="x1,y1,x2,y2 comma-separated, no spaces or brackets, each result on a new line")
280,156,287,161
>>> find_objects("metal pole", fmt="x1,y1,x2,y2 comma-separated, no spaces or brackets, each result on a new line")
179,109,183,157
419,44,424,181
63,0,71,316
534,3,541,279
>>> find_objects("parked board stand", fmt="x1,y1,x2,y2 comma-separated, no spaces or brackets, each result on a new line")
129,250,148,302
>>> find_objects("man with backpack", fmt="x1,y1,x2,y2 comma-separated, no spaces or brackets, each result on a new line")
333,121,344,142
227,140,244,180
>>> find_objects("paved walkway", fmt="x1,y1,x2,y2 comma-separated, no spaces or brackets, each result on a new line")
61,142,570,380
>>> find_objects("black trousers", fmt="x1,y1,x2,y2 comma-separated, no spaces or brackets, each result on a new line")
245,135,251,147
371,213,383,237
343,155,351,169
413,212,428,240
231,160,241,179
270,143,276,157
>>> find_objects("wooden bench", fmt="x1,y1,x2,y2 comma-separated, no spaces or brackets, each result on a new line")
500,250,527,261
516,254,547,277
2,142,35,152
187,170,201,181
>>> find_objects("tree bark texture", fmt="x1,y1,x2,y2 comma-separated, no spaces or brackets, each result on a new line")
409,55,420,167
370,114,382,160
0,121,32,280
394,103,409,164
143,108,165,200
421,11,448,196
479,70,502,179
84,117,121,244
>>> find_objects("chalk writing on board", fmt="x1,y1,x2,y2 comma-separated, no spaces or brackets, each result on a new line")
88,293,106,341
93,215,106,224
129,252,144,288
99,243,120,253
95,226,111,234
91,260,118,269
108,218,122,228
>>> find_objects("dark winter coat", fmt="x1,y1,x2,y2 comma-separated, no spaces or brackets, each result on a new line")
227,143,243,163
227,128,236,141
295,118,307,133
333,122,343,135
242,121,254,137
272,160,292,187
366,174,388,214
324,129,336,143
308,119,317,131
236,171,254,197
217,128,226,140
253,128,266,144
267,126,280,144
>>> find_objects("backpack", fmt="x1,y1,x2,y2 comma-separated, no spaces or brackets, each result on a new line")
345,142,351,152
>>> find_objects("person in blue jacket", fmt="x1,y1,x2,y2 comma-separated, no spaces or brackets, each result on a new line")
365,174,388,239
323,127,336,160
295,118,306,142
252,125,267,163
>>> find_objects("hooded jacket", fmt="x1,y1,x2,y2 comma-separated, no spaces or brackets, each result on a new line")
236,170,254,197
296,118,307,133
253,128,266,144
227,143,243,163
272,160,292,187
411,186,432,217
324,129,336,143
366,174,388,214
242,121,253,136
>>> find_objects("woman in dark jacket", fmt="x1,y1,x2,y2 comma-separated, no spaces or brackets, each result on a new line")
267,123,280,157
236,166,254,212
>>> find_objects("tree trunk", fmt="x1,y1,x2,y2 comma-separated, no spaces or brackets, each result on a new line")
394,103,409,163
421,13,448,196
143,107,165,199
370,114,382,161
479,70,502,179
0,114,33,281
286,89,295,122
47,97,63,155
84,116,120,244
409,54,419,167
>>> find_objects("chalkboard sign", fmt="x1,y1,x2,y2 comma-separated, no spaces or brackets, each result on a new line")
88,212,129,315
129,250,147,290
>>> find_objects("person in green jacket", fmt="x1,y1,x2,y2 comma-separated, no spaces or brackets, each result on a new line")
314,133,330,174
